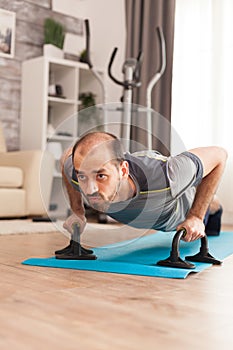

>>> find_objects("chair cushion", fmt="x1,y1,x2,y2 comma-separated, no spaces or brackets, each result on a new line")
0,166,23,188
0,188,26,217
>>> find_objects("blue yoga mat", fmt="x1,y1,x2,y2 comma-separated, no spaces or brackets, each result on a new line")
22,231,233,279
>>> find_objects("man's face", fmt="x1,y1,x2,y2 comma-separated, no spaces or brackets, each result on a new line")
73,142,122,212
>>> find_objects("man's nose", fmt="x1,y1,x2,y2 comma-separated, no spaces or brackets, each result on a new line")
86,180,98,195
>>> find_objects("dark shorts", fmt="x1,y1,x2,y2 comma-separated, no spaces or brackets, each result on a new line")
205,207,223,236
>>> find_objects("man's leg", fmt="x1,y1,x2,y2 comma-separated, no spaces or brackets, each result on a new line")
205,195,223,236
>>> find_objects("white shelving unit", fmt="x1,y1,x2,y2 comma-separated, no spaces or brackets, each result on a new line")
20,56,105,218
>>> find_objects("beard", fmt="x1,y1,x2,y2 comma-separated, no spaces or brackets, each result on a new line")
88,194,110,212
85,180,121,212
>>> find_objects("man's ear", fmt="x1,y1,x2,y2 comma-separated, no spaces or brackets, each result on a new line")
120,161,129,178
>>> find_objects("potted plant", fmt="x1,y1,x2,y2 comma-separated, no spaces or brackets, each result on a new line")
43,18,65,58
79,91,96,109
78,92,102,135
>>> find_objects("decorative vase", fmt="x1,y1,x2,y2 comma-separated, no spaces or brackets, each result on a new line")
43,44,64,59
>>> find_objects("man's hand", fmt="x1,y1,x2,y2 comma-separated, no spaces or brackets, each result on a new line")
177,214,205,242
63,213,87,234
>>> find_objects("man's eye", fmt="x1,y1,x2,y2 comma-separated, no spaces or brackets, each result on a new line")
77,175,86,182
97,174,107,180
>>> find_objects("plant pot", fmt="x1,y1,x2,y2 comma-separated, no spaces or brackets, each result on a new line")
43,44,64,59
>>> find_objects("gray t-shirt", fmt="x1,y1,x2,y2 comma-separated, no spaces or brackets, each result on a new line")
64,150,203,231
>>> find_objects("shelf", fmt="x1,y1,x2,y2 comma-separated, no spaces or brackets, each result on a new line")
21,55,105,219
47,134,74,142
48,96,76,105
47,56,89,70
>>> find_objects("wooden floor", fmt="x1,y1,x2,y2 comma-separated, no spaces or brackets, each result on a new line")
1,224,233,350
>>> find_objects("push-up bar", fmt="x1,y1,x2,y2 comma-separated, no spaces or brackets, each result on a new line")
55,225,221,269
157,228,222,269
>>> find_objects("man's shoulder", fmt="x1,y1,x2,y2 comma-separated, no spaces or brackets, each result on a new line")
126,150,168,162
125,150,169,190
125,151,168,172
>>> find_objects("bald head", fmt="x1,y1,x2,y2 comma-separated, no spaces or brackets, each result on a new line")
72,132,124,163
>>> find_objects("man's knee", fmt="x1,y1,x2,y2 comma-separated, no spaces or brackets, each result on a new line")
209,195,221,215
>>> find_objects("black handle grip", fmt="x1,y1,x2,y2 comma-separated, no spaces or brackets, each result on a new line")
170,228,186,260
82,19,93,69
108,47,143,88
108,47,125,86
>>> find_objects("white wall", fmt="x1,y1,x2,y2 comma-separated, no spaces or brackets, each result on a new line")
52,0,126,103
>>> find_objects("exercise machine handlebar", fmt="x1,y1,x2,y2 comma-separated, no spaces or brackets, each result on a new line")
146,26,166,109
80,19,93,69
108,47,143,89
146,26,166,149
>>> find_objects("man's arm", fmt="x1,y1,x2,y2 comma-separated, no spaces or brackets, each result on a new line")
61,147,86,233
177,146,227,242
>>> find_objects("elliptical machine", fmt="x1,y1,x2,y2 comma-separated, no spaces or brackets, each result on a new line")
108,27,166,151
108,48,142,151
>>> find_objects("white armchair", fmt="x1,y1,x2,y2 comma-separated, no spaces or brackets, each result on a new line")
0,123,54,218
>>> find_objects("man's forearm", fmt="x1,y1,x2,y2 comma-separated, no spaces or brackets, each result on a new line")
60,147,86,218
62,171,87,235
188,160,226,221
63,172,85,218
177,146,227,241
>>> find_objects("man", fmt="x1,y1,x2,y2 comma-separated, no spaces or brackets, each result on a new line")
56,131,227,258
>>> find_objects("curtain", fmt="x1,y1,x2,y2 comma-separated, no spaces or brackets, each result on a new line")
125,0,176,154
171,0,233,224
